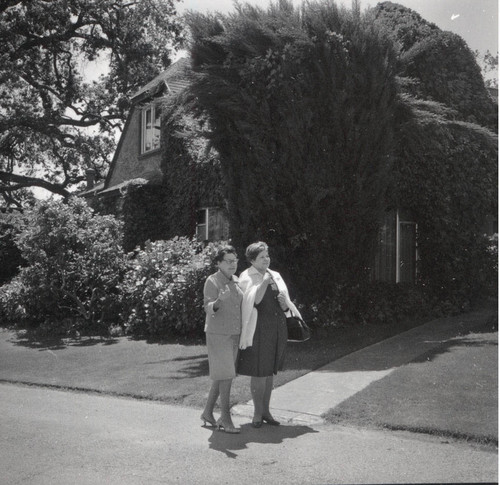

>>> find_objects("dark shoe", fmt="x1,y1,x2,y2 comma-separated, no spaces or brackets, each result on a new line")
251,420,263,428
200,413,217,428
262,415,280,426
216,418,241,434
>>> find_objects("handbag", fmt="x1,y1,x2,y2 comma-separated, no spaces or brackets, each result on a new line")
286,315,311,342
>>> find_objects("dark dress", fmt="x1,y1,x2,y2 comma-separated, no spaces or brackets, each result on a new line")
237,284,287,377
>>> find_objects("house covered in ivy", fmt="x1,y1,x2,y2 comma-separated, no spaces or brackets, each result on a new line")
81,57,229,251
83,2,497,296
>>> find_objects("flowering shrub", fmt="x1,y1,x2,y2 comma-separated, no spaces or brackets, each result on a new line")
0,202,230,339
120,238,224,338
0,198,127,334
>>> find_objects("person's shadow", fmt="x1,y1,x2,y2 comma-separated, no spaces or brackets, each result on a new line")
206,422,319,458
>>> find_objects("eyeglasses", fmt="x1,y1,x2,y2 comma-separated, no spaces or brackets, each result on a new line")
223,258,239,264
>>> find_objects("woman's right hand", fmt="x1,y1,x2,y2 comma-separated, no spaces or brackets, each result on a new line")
218,285,231,302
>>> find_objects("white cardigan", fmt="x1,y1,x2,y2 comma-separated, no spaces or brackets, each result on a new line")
238,266,302,349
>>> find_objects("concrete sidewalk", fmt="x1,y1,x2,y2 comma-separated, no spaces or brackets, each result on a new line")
232,307,498,432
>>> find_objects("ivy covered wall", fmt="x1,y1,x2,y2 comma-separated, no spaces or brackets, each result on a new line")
393,102,498,303
158,94,227,241
85,89,227,252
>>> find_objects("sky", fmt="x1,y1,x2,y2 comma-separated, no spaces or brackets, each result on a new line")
177,0,498,55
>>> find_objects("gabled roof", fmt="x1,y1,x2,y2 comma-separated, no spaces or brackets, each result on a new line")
131,57,191,103
100,57,192,193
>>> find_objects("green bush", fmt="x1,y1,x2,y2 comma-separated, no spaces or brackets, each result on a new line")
120,237,224,338
0,212,26,285
0,198,127,335
0,199,232,339
302,282,434,328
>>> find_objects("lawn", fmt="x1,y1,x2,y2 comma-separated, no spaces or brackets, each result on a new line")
0,315,427,410
322,329,498,445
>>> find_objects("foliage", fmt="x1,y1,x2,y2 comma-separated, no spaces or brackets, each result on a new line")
372,1,496,129
1,1,496,337
476,50,499,89
0,197,127,334
0,197,230,339
371,1,498,305
182,0,496,312
119,238,223,338
0,211,26,284
393,99,498,303
186,0,400,301
303,281,434,328
369,1,441,51
0,0,184,209
120,181,173,252
159,94,226,239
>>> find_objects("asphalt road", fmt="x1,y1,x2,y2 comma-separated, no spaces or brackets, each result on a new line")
1,382,496,485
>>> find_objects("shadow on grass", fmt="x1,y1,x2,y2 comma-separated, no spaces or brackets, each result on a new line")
143,354,208,365
144,354,210,379
140,335,205,346
313,310,498,373
321,313,498,446
9,327,205,351
171,355,209,379
410,331,498,364
206,422,319,458
10,331,119,350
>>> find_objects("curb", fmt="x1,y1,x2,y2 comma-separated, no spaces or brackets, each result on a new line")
231,402,325,425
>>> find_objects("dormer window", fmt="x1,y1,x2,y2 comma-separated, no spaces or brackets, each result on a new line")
141,103,161,154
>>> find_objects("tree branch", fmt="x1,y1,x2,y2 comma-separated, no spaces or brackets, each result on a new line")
0,172,72,198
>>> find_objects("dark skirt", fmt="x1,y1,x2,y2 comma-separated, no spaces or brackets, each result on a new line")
237,285,287,377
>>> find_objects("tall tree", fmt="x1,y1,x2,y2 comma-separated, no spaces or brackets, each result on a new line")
0,0,183,209
371,1,496,128
186,0,399,298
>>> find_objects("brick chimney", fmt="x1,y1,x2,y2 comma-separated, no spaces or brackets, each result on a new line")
86,168,96,190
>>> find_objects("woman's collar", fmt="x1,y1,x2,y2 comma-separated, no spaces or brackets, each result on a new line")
248,266,268,278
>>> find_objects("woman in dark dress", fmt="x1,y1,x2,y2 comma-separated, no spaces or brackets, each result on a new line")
237,242,302,428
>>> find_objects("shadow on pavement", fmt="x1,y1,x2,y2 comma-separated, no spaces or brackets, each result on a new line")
207,423,319,458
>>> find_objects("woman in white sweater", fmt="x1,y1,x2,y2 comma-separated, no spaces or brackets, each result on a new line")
237,241,301,428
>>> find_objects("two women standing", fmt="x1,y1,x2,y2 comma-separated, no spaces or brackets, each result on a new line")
202,242,302,433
